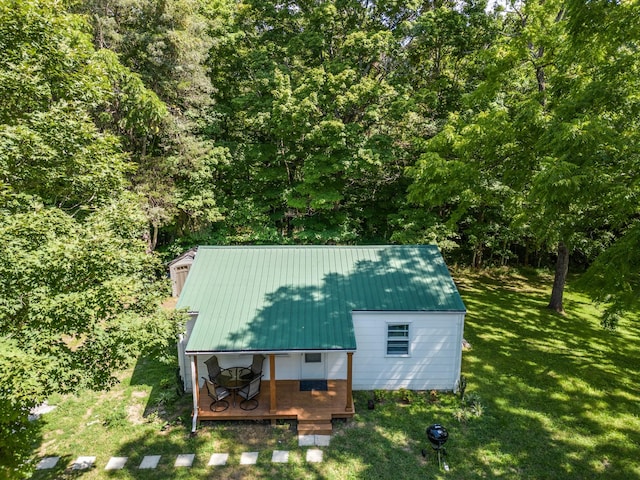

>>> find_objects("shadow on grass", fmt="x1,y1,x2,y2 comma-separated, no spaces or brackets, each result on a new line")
30,266,640,479
305,268,640,480
129,356,186,421
108,419,325,479
455,270,640,479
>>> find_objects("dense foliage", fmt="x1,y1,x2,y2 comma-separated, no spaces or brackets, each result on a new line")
0,0,638,476
0,1,178,477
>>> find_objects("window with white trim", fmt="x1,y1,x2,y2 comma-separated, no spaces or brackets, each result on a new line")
386,323,410,355
305,352,322,363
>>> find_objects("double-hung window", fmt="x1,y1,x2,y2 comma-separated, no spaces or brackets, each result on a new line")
386,323,410,355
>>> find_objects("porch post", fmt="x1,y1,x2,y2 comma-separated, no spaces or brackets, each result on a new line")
269,354,277,414
191,355,199,432
345,352,354,412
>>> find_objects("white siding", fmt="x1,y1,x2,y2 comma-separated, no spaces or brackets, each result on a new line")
179,315,198,390
352,311,464,391
184,351,349,391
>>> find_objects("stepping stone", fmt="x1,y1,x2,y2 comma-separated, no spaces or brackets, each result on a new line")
36,457,60,470
29,401,57,421
315,435,331,446
306,449,323,463
105,457,128,470
298,435,315,447
72,456,96,470
271,450,289,463
175,454,195,467
208,453,229,466
239,452,259,465
139,455,161,469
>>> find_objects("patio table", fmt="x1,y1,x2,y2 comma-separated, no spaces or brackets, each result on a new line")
214,367,253,406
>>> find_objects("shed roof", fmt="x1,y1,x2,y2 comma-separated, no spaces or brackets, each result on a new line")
179,245,465,354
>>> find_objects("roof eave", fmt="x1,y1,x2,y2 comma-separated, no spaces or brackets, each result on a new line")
185,348,357,356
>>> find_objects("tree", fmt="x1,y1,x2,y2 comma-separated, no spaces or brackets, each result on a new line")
407,0,640,319
560,0,640,326
78,0,227,249
206,0,488,243
0,1,175,476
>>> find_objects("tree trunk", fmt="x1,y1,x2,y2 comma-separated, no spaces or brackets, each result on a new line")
548,242,569,313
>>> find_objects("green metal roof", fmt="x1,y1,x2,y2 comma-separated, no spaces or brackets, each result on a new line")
178,245,466,354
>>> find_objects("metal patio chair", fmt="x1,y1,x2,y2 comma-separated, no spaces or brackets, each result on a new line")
237,375,262,410
240,354,265,381
202,377,230,412
204,355,222,381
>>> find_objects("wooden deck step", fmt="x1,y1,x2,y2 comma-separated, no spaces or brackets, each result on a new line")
297,422,333,436
298,412,332,422
297,415,333,436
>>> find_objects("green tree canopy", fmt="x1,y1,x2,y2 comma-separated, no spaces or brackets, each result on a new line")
0,1,177,476
407,0,639,321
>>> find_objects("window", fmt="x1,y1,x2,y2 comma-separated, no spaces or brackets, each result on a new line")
387,324,410,355
305,353,322,363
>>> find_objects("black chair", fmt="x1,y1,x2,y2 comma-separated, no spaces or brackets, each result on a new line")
202,377,230,412
241,354,267,380
204,356,222,381
250,354,265,378
237,375,262,410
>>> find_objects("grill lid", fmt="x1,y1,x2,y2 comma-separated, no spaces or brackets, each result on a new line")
426,424,448,447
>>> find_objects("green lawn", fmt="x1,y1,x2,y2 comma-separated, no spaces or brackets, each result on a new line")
31,269,640,479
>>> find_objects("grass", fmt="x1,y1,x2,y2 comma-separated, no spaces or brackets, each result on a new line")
30,268,640,479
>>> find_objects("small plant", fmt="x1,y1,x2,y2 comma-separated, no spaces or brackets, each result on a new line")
429,390,439,403
397,388,414,404
453,408,468,423
145,411,160,424
466,392,484,416
103,408,127,429
458,375,467,401
155,389,178,408
159,377,172,389
453,391,484,423
373,389,387,403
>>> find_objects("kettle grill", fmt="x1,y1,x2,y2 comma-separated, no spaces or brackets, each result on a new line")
422,424,449,470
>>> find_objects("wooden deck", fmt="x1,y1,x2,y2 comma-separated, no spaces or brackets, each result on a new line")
196,380,354,435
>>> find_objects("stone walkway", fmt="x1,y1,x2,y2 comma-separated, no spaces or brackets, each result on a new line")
36,448,325,471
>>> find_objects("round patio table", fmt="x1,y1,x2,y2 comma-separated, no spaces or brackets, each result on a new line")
214,367,252,406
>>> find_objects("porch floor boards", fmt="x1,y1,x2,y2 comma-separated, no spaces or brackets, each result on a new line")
197,380,354,434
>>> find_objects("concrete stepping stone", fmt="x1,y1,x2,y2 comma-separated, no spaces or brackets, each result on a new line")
298,435,315,446
239,452,259,465
315,435,331,446
71,456,95,470
29,401,57,421
36,457,60,470
175,454,195,467
139,455,161,469
105,457,128,470
208,453,229,466
271,450,289,463
306,449,323,463
299,434,331,446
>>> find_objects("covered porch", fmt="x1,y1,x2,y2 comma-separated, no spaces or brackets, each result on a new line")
196,379,354,435
190,353,355,435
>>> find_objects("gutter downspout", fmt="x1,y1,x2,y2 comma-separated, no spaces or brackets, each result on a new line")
191,355,199,433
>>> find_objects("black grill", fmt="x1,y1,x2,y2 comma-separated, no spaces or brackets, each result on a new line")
422,424,449,470
426,424,448,449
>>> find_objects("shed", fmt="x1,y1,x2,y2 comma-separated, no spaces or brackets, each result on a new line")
168,247,197,297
